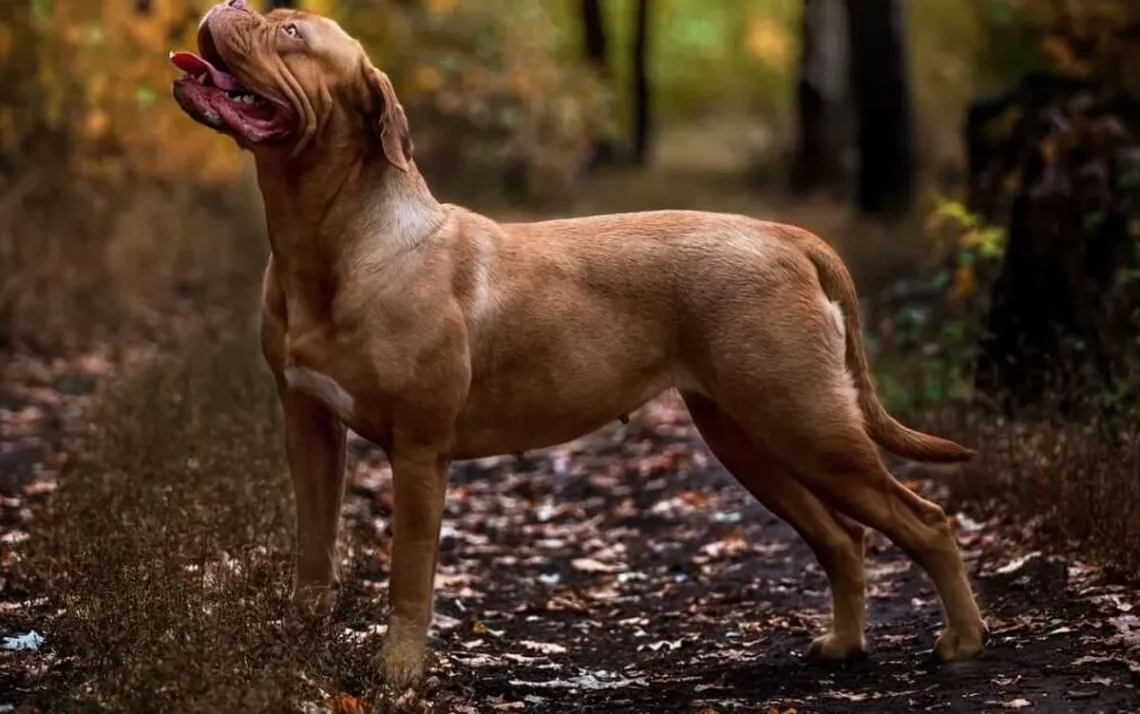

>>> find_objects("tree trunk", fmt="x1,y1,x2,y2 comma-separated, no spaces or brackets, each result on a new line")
791,0,851,195
972,85,1139,417
630,0,652,166
267,0,295,8
845,0,915,216
581,0,615,169
582,0,607,71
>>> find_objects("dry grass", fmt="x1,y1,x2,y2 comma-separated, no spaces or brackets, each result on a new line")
896,381,1140,580
951,410,1140,577
0,166,267,352
25,335,390,713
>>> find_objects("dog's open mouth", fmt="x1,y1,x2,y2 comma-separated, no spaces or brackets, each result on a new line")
170,23,292,144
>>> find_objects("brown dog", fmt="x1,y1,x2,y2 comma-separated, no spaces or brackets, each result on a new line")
170,1,988,689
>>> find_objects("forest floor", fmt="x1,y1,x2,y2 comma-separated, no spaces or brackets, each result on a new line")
1,155,1138,713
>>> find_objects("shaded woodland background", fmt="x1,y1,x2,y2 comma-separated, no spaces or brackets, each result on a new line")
2,1,1140,710
4,0,1140,597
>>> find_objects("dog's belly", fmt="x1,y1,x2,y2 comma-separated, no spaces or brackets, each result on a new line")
452,402,649,459
451,372,678,459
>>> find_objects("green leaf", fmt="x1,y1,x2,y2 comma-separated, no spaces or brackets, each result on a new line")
942,322,966,343
136,86,158,108
935,199,977,229
988,0,1013,24
978,226,1006,259
32,0,52,22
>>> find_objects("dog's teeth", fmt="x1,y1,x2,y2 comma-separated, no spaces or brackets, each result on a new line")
197,73,208,84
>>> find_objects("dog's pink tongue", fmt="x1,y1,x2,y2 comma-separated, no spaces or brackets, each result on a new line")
169,51,242,91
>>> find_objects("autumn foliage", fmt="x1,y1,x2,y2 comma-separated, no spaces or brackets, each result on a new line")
0,0,605,348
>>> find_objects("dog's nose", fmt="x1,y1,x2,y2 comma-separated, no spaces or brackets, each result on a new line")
226,0,247,9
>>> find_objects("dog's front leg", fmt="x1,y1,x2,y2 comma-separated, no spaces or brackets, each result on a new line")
282,389,348,615
380,447,449,690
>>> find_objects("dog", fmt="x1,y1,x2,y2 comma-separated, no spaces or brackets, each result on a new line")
170,0,989,689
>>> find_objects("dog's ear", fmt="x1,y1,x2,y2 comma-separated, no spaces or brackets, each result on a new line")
362,66,413,172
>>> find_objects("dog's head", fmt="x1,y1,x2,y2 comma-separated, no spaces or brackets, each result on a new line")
170,0,411,170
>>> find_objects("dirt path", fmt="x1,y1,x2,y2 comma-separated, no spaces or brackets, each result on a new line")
330,394,1140,714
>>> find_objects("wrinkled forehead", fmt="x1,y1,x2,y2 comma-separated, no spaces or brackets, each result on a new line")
266,8,363,65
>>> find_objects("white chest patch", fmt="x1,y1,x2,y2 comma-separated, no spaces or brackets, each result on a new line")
283,366,356,423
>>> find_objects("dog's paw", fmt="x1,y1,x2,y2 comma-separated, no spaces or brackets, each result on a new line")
932,622,990,663
805,632,866,663
379,641,427,692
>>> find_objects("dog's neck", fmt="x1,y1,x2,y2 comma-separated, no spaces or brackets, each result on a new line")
254,149,445,318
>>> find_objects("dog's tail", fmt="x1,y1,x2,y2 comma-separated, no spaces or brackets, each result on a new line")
799,232,976,464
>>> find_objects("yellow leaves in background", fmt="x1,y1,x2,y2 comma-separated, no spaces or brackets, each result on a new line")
21,0,246,185
425,0,457,15
0,23,14,60
1041,34,1089,76
926,197,1005,305
950,262,977,303
300,0,338,18
1019,0,1140,89
412,65,444,94
745,14,791,71
81,109,110,140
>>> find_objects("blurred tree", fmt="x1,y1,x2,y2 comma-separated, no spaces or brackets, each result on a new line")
580,0,615,170
581,0,609,83
630,0,652,165
845,0,915,216
791,0,850,195
345,0,604,204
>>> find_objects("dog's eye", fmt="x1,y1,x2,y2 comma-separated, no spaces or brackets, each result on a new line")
280,23,301,40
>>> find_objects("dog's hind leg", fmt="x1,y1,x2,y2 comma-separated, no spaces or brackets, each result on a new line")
767,414,987,662
683,392,867,661
708,301,988,662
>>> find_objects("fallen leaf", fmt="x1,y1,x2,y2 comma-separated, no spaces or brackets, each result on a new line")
994,552,1042,575
330,693,367,714
473,620,504,637
1,631,44,651
637,638,687,653
571,558,615,574
520,640,568,654
508,673,647,690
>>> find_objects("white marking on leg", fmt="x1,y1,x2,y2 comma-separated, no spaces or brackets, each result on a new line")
283,366,356,423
